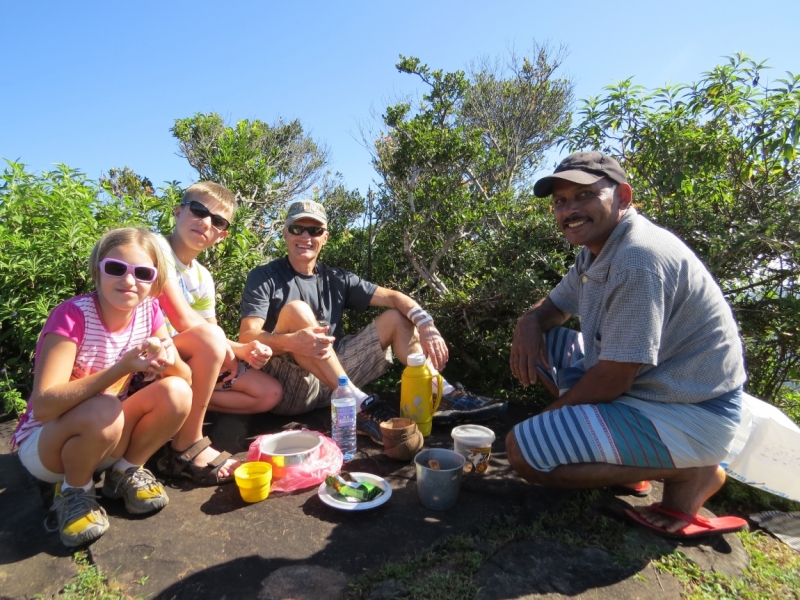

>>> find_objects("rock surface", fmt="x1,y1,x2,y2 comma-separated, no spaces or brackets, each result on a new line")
257,565,347,600
0,401,748,599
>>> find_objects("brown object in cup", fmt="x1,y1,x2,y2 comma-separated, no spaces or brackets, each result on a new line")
428,459,441,470
380,418,424,461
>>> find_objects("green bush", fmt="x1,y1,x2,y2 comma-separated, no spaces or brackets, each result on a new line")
568,54,800,403
0,161,172,413
2,164,108,410
0,161,302,411
2,54,798,420
1,372,26,416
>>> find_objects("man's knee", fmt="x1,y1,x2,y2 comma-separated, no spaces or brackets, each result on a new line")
275,300,318,330
506,429,525,473
375,308,404,328
506,429,551,485
375,308,416,345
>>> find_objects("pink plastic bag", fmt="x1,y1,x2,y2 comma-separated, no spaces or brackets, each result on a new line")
246,430,343,493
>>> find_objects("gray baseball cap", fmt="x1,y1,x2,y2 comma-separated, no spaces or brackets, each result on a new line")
534,151,628,198
285,200,327,226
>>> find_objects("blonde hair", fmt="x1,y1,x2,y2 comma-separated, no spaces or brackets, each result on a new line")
89,228,168,296
182,181,237,220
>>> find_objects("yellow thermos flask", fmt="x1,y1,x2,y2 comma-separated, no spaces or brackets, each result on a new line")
400,353,442,436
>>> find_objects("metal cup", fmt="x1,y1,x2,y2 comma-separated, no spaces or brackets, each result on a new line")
414,449,466,510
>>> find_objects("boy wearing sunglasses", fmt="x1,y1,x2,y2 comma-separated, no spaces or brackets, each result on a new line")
240,200,507,445
153,182,282,486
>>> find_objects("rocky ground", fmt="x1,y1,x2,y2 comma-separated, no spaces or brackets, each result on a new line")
0,400,749,599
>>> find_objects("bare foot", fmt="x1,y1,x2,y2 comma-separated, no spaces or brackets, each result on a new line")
171,442,239,479
194,446,239,479
633,465,725,533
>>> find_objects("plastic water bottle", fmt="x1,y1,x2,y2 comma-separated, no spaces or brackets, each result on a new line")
331,375,357,460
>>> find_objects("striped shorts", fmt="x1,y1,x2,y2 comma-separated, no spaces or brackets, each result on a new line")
263,321,393,416
513,328,742,472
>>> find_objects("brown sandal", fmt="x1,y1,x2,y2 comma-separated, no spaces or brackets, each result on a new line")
156,437,235,486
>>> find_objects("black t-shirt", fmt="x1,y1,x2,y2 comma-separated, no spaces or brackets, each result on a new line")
241,257,377,347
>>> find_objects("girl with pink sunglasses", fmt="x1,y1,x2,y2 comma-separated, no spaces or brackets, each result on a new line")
12,228,192,548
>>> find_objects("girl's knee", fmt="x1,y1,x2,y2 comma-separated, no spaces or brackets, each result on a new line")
76,395,124,441
86,395,124,425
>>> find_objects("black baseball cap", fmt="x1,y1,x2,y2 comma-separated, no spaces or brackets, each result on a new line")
534,151,628,198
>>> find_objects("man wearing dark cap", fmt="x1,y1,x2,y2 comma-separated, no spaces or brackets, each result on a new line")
507,152,748,538
239,200,507,445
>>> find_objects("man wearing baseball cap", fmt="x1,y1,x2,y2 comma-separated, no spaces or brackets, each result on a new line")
239,199,507,445
507,152,748,538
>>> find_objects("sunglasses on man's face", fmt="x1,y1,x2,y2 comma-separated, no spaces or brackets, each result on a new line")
181,200,231,231
99,258,158,283
286,224,326,237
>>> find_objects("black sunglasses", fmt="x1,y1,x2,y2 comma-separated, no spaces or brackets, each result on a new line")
99,258,158,283
181,200,231,231
286,224,326,237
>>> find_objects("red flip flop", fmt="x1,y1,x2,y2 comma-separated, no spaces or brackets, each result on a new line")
625,502,748,539
613,480,652,497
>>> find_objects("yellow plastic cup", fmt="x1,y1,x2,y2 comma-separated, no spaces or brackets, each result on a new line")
234,461,272,503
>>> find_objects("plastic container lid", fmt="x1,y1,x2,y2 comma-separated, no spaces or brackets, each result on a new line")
407,353,426,367
451,424,496,445
338,375,349,386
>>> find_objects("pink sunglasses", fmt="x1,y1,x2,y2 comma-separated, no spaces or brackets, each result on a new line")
99,258,158,283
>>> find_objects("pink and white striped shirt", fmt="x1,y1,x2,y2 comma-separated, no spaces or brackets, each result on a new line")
12,292,165,449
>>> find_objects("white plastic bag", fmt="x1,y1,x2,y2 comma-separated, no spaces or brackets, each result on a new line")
721,393,800,502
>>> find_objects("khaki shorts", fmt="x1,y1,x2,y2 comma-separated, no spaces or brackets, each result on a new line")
264,321,393,416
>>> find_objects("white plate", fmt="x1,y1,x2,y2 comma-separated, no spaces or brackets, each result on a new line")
317,472,392,511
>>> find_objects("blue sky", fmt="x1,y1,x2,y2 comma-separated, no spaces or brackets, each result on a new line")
3,1,798,197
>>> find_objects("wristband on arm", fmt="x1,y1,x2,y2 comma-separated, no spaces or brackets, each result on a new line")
407,307,424,321
406,306,434,327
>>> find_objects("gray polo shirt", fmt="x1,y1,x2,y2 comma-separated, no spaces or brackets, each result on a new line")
241,257,377,348
549,208,746,404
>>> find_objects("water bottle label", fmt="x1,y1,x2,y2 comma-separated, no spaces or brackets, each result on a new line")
335,405,356,428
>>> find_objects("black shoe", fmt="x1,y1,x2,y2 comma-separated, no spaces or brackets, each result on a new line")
432,383,508,425
356,395,398,445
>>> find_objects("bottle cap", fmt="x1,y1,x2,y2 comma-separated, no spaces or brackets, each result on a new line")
338,375,349,386
407,353,425,367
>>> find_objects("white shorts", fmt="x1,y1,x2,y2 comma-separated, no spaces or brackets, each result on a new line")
17,426,116,484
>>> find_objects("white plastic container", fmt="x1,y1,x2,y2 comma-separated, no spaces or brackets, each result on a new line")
451,424,496,473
